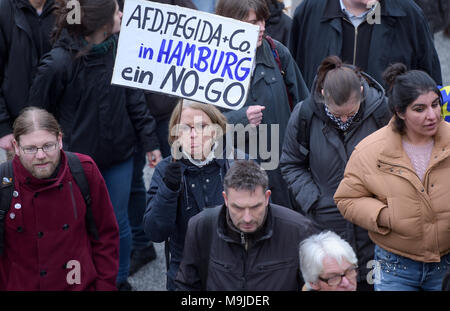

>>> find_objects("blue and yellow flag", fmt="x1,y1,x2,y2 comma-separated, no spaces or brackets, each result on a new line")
440,85,450,122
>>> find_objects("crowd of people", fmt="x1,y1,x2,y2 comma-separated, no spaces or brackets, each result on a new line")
0,0,449,291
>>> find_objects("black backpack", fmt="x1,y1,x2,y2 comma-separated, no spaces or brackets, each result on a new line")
0,151,99,255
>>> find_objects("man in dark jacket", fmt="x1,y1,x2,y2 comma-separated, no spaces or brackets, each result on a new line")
290,0,442,90
175,160,318,291
0,107,119,290
0,0,55,154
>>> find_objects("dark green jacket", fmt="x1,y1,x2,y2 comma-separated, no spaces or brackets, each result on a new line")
222,37,309,162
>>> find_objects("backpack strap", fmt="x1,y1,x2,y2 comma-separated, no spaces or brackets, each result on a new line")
0,160,14,255
295,98,315,159
372,101,392,129
198,205,221,291
264,35,294,111
66,151,99,240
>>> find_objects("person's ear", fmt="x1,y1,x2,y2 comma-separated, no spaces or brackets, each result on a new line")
309,281,321,291
396,111,405,120
265,189,271,206
222,191,228,207
57,133,63,150
12,139,20,155
321,89,325,97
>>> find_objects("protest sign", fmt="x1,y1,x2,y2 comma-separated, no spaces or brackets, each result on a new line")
112,0,259,110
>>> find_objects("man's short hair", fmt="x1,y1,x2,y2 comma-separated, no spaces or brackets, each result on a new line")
223,160,268,193
13,107,62,142
299,231,358,289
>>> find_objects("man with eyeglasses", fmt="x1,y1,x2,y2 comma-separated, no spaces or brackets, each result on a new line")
0,107,119,290
299,231,358,291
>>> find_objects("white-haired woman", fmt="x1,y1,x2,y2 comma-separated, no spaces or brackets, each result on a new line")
299,231,358,291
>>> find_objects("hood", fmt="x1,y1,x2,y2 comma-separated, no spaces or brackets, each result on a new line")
53,28,83,52
267,0,286,24
310,70,386,122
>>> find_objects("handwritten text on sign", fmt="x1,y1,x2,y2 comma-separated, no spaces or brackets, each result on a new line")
112,0,259,110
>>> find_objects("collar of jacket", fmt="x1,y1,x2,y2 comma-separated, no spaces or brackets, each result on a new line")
321,0,406,22
216,203,273,245
379,118,450,165
12,150,70,191
254,38,277,69
15,0,55,16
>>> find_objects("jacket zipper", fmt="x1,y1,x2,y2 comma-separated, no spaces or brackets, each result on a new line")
343,18,359,66
241,232,248,290
68,181,78,220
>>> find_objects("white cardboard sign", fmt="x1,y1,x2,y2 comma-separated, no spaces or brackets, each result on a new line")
112,0,259,110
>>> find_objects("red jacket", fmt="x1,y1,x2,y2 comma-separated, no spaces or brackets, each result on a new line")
0,151,119,290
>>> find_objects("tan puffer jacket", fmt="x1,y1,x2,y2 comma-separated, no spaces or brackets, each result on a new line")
335,118,450,262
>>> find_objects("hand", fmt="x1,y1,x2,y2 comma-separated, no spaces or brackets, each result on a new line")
246,105,265,126
0,134,14,152
377,207,390,228
163,162,182,191
147,149,162,168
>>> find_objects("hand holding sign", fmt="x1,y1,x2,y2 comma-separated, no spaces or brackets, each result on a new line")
112,0,259,110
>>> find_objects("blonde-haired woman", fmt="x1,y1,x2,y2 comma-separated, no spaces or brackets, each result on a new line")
143,100,240,290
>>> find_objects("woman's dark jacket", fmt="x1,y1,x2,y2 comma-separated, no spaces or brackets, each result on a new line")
280,72,390,282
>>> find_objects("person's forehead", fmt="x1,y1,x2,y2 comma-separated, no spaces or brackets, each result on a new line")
180,108,212,124
321,256,352,274
227,187,266,204
18,130,58,144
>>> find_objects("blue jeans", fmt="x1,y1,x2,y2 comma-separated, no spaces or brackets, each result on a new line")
101,158,134,285
128,147,151,250
374,245,450,291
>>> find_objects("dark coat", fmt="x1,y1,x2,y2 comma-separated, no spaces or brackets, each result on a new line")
290,0,442,90
144,155,231,290
280,72,389,282
265,0,292,47
0,0,55,137
27,31,159,169
414,0,450,33
222,37,309,159
175,203,318,291
0,152,119,290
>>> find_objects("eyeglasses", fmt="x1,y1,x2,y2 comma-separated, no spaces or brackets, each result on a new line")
325,104,360,120
177,123,211,135
20,142,59,154
318,265,358,287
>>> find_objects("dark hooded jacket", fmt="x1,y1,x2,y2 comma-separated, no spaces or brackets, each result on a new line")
280,72,390,282
414,0,450,33
265,0,292,47
27,31,159,169
290,0,442,90
0,0,55,137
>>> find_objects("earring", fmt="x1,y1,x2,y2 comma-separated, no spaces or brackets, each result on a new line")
103,31,108,38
